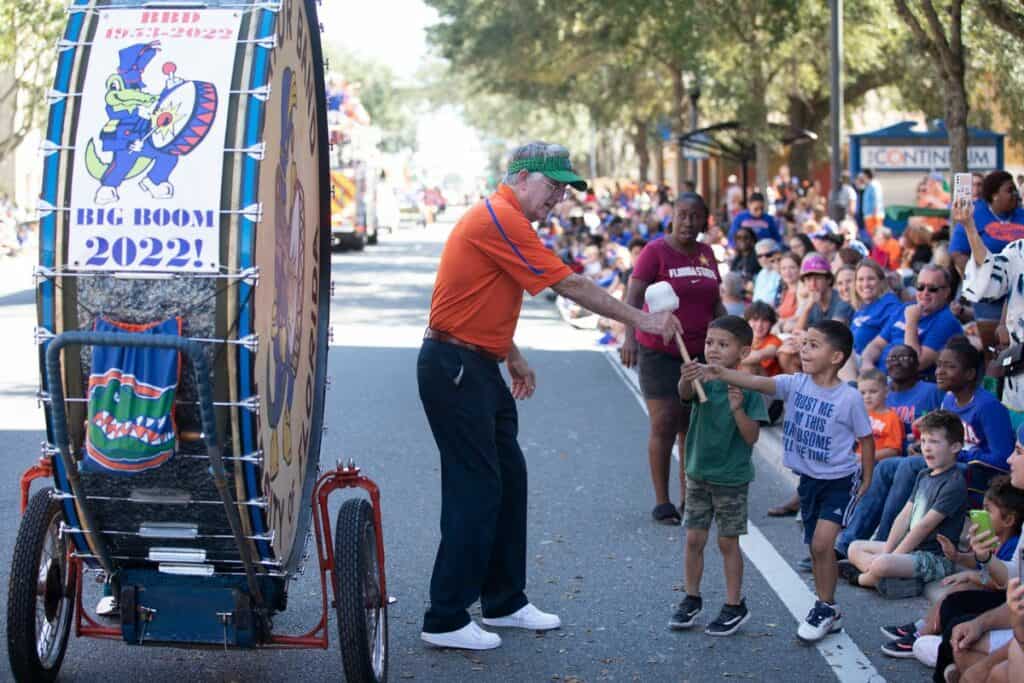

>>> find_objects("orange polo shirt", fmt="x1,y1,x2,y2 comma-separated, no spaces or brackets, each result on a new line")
428,185,572,359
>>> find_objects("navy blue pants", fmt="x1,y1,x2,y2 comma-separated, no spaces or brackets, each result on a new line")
418,339,529,633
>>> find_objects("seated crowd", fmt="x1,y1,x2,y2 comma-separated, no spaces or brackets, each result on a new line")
543,172,1024,682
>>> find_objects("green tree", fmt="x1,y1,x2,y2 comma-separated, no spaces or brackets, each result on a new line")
893,0,969,172
0,0,64,162
323,44,419,152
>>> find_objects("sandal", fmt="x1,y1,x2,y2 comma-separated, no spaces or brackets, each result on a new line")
652,502,681,525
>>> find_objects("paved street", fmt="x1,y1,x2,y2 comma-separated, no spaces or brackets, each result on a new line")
0,218,935,681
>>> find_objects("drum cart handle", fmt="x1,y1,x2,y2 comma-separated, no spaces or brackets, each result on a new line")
44,331,265,608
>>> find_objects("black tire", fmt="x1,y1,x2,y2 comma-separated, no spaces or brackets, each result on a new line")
366,231,378,246
7,488,75,682
334,498,387,683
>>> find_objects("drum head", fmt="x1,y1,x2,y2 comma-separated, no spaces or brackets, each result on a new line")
150,80,218,155
250,0,331,573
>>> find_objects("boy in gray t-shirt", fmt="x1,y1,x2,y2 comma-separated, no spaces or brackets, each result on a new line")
845,411,967,589
693,320,875,643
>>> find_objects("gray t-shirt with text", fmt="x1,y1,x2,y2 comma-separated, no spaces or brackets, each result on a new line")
774,373,872,479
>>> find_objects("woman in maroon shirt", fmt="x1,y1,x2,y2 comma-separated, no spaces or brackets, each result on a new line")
620,193,726,524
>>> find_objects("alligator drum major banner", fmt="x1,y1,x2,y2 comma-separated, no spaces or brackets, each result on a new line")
68,9,241,272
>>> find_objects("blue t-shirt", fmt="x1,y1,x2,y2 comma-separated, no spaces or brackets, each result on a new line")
877,305,963,376
728,210,782,246
941,388,1016,469
998,535,1020,562
886,381,944,455
774,373,872,479
949,200,1024,255
851,292,903,355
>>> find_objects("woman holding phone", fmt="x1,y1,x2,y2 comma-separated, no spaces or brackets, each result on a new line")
956,197,1024,413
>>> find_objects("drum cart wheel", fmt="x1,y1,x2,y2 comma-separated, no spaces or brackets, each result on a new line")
333,498,388,682
7,488,76,682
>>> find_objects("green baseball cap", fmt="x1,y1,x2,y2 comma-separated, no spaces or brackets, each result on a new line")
508,152,588,192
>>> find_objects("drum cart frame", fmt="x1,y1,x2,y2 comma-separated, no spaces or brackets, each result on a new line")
11,331,389,682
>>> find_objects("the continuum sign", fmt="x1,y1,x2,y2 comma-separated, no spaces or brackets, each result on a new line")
859,145,998,171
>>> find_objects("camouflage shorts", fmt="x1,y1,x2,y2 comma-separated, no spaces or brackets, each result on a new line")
683,478,749,537
911,551,957,583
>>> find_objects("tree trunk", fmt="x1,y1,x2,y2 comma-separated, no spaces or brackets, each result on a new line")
672,67,685,194
786,95,819,180
655,136,665,186
633,119,650,182
945,71,969,173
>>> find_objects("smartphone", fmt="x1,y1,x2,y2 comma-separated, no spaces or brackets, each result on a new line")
969,509,993,538
953,172,972,207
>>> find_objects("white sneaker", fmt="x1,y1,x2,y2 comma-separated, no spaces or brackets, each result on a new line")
796,600,842,642
482,603,561,631
913,635,941,668
96,595,119,617
420,621,501,650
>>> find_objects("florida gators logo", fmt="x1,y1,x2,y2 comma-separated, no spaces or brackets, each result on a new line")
83,317,181,474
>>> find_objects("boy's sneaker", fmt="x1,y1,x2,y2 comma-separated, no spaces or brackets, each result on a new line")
880,634,917,658
796,600,842,642
837,560,862,586
668,594,703,630
880,622,919,641
704,600,750,636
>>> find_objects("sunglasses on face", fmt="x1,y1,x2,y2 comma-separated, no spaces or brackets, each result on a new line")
917,284,947,293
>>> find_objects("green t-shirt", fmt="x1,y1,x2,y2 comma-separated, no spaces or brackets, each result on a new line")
684,379,768,486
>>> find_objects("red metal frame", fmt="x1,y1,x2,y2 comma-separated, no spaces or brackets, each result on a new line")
268,462,387,648
20,457,53,513
21,460,387,649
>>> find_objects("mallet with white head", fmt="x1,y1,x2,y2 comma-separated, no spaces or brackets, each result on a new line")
644,281,707,403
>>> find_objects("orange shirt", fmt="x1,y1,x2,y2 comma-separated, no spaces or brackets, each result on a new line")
777,288,797,320
867,408,905,456
752,334,782,376
428,185,572,358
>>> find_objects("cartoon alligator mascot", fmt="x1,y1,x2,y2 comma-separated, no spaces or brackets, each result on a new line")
85,41,216,205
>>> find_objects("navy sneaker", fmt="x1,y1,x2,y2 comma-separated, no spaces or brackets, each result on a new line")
704,600,750,636
880,634,917,658
880,622,919,642
668,594,703,630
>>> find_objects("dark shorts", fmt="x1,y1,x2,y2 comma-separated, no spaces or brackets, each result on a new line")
797,473,859,545
637,344,704,400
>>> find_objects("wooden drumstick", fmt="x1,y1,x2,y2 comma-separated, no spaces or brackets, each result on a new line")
672,329,707,403
644,282,707,403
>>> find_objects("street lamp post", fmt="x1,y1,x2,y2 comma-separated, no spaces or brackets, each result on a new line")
829,0,844,221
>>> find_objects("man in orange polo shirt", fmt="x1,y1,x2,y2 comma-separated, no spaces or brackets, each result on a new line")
419,142,680,650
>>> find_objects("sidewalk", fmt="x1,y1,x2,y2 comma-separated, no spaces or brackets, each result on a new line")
0,233,37,301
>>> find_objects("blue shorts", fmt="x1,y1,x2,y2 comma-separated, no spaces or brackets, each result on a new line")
797,473,859,545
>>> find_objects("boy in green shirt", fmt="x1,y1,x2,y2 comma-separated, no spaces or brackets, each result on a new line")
670,315,768,636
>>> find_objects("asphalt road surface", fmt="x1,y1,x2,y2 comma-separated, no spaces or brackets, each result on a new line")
0,217,935,681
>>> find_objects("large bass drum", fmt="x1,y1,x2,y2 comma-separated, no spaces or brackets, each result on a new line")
36,0,330,593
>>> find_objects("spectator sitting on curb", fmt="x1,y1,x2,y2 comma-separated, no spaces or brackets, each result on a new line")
841,410,966,592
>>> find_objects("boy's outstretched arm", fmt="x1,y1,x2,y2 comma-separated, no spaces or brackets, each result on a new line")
892,509,948,555
693,362,777,395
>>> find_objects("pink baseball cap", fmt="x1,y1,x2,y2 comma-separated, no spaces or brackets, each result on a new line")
800,253,833,279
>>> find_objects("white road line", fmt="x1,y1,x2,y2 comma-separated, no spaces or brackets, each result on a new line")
601,350,884,683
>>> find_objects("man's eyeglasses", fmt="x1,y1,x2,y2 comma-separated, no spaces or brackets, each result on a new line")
916,284,947,293
540,176,568,200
